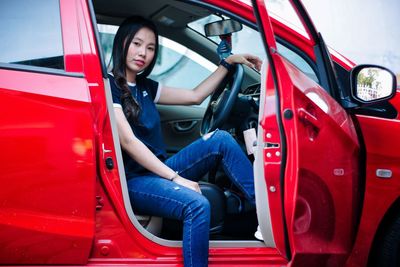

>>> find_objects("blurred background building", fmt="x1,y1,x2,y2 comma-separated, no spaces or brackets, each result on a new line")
302,0,400,82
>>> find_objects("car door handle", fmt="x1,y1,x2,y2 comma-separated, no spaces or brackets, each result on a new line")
172,120,198,132
297,108,320,129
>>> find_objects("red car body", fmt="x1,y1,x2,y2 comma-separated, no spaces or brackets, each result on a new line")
0,0,398,266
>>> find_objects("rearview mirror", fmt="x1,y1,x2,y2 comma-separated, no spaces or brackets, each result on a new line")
351,65,397,104
204,19,242,37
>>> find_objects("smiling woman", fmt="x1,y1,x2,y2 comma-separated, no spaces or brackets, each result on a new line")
1,0,399,266
106,14,262,267
98,24,216,107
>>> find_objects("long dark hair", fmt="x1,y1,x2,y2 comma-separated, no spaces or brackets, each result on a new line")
111,16,159,123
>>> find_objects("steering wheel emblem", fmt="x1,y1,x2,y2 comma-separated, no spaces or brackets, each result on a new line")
210,100,218,113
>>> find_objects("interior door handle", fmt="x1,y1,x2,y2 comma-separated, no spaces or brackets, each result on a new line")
173,121,198,132
297,108,320,129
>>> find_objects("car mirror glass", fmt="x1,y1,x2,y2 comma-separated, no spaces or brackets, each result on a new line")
204,19,242,37
352,65,397,103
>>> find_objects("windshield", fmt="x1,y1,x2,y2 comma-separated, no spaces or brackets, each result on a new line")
188,14,318,83
188,15,266,61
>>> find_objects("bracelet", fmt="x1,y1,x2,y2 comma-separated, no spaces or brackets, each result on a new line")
219,59,234,72
169,171,179,181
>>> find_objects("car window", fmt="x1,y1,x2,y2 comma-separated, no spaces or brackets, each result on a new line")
188,15,266,62
0,0,64,70
277,44,318,83
188,15,318,83
98,24,216,107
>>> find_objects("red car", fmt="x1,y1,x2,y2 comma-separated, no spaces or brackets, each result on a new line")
0,0,398,266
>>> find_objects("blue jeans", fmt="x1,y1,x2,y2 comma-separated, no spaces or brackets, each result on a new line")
127,130,255,267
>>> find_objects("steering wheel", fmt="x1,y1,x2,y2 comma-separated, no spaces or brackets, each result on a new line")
200,64,244,135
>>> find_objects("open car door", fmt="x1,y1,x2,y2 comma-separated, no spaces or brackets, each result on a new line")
252,0,361,265
0,0,96,264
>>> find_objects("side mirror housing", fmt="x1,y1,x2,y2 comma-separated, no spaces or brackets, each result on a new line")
350,64,397,105
204,19,242,37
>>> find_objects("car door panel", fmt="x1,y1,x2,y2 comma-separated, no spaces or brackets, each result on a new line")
344,113,400,266
158,105,205,154
0,69,96,264
285,58,359,251
253,0,360,264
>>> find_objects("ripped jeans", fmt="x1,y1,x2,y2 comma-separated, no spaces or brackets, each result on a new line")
127,130,255,267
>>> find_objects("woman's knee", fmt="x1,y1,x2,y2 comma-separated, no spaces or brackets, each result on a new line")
210,130,238,150
186,195,210,220
208,130,234,145
212,130,232,140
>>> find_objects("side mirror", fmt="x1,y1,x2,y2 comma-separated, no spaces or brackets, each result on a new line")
204,19,242,37
350,65,397,104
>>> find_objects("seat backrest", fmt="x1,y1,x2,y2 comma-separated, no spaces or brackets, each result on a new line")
199,182,226,234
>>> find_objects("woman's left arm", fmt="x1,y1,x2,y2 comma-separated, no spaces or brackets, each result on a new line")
157,54,262,105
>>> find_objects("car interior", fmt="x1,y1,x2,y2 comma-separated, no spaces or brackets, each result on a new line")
92,0,295,245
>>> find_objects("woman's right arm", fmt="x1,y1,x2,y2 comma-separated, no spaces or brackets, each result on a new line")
114,107,201,193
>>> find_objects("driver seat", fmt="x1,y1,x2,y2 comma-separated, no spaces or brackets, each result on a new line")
199,182,226,233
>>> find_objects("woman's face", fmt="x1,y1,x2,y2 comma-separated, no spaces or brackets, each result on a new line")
125,27,156,81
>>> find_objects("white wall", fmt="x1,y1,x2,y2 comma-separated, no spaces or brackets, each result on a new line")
302,0,400,81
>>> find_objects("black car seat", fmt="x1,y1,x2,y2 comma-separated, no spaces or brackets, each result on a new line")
199,182,226,234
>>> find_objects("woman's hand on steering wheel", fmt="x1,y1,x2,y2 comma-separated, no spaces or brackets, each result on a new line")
200,53,262,135
226,54,263,72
